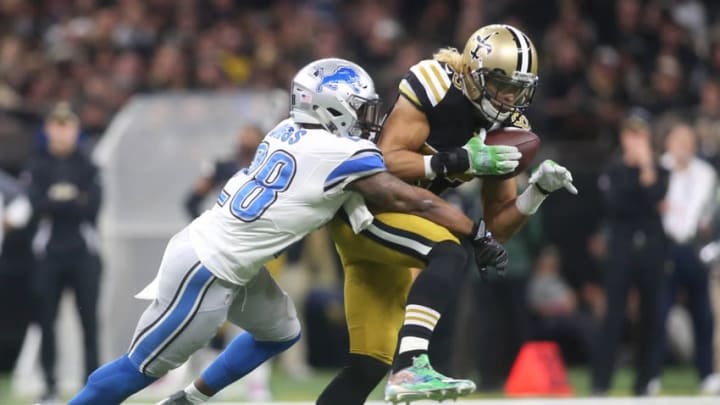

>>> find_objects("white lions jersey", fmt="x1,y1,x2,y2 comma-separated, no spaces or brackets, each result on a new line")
189,118,385,285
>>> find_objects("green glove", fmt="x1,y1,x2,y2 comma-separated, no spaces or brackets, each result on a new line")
461,129,522,176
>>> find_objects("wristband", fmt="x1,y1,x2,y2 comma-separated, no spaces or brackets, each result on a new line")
535,183,551,195
423,155,436,180
515,183,548,215
429,148,470,176
471,220,487,240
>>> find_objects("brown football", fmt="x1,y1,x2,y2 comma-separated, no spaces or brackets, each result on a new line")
483,128,540,179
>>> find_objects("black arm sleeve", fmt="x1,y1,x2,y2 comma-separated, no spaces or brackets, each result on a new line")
76,165,101,222
25,160,55,216
642,166,669,205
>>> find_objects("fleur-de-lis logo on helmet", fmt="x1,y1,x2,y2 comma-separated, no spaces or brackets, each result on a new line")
469,32,498,61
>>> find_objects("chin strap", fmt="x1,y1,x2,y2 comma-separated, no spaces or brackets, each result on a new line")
462,84,510,125
479,96,511,123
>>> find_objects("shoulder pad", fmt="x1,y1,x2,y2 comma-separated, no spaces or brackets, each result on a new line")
399,60,452,110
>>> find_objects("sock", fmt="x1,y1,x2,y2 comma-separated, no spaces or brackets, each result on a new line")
68,354,157,405
392,241,467,373
316,354,390,405
183,382,211,404
200,331,300,394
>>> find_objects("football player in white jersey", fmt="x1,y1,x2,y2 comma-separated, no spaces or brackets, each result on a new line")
68,58,506,405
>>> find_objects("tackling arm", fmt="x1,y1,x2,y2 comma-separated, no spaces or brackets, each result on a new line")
347,171,475,237
350,171,510,277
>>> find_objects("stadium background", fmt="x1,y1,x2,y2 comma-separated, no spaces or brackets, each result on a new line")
2,0,720,403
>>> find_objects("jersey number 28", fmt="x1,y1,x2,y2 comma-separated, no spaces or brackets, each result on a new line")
229,143,296,222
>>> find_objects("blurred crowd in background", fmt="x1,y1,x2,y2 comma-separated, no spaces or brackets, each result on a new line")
4,0,720,400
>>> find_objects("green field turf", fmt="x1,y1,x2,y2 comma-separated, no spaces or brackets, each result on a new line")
0,365,705,404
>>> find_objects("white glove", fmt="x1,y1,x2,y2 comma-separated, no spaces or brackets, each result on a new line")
516,159,577,215
529,159,578,195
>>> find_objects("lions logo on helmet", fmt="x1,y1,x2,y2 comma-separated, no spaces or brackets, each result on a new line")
460,24,539,124
316,66,364,94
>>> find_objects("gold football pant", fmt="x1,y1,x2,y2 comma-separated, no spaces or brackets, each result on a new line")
328,211,459,364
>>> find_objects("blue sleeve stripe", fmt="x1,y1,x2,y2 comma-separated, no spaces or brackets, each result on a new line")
324,153,385,187
216,189,230,207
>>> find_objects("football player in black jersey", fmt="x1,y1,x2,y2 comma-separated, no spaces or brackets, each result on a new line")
319,24,577,404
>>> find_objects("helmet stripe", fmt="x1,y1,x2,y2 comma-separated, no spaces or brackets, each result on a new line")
523,33,534,73
504,26,523,72
505,25,530,73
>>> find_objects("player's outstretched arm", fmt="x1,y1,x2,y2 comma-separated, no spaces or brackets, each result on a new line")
483,159,578,242
347,171,474,236
348,171,509,276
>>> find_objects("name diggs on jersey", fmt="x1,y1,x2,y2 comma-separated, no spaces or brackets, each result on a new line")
267,124,307,145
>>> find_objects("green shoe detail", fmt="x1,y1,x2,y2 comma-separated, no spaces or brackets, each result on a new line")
384,354,476,403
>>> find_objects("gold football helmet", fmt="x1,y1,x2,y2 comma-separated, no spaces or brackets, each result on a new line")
461,24,539,123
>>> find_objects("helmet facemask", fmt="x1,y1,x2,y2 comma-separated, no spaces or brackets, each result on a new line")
312,94,382,140
467,68,538,124
348,94,382,139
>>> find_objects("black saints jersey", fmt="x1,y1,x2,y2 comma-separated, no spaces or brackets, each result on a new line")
392,59,530,193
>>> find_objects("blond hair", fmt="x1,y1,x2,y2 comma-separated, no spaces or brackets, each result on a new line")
433,47,464,72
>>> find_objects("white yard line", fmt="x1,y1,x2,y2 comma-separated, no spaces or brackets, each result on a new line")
127,399,719,405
